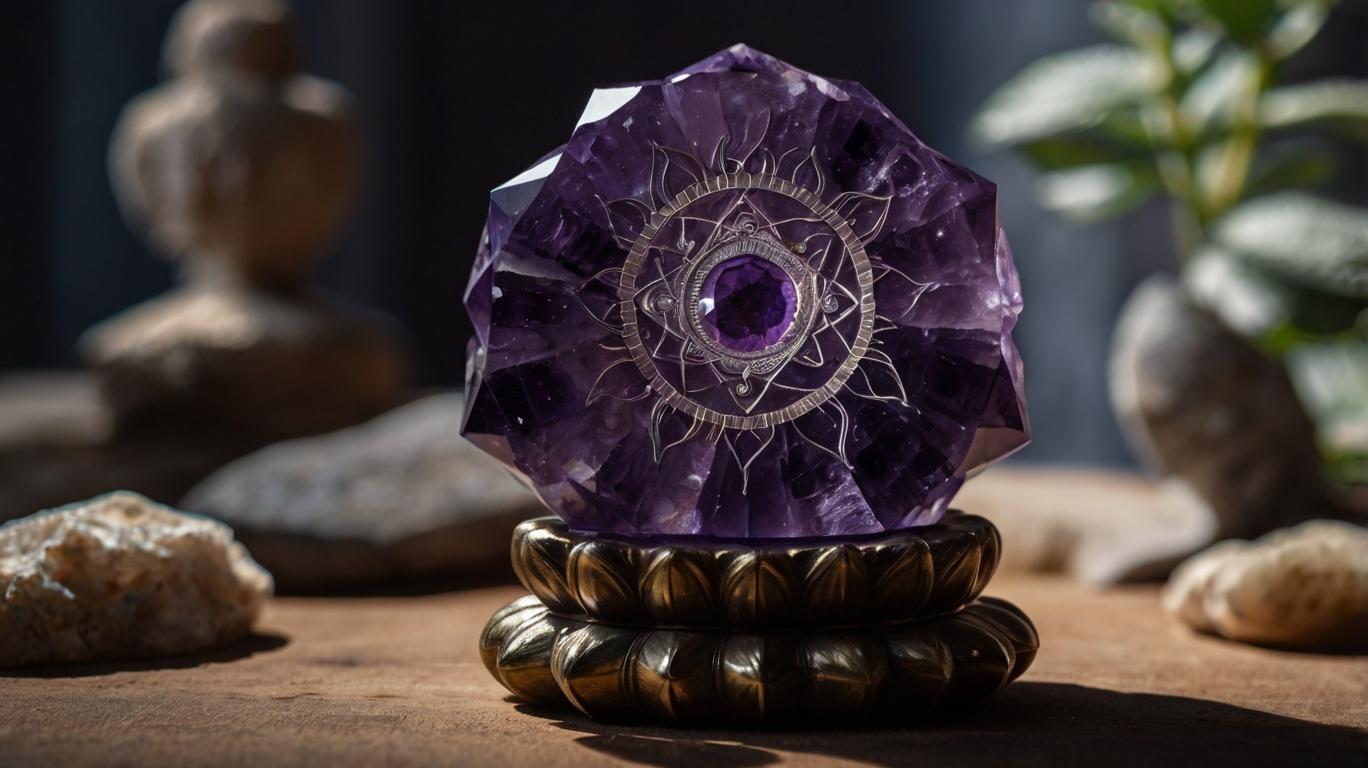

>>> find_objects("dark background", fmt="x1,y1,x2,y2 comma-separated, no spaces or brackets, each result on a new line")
4,0,1366,466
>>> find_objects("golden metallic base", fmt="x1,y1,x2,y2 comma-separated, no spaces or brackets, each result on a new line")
480,594,1038,724
511,512,1001,629
486,515,1036,724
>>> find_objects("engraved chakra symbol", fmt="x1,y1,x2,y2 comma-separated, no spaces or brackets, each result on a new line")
595,167,901,485
462,45,1029,539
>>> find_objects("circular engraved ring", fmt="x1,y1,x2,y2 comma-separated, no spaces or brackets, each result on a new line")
679,234,818,362
510,513,1000,629
619,171,876,431
480,594,1038,724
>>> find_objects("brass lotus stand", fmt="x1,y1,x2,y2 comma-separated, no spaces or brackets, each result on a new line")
480,514,1038,724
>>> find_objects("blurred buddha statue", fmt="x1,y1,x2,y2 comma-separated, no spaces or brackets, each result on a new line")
85,0,407,442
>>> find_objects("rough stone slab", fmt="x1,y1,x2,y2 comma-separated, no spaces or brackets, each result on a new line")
182,393,546,591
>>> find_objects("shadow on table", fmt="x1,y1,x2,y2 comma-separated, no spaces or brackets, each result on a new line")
519,682,1368,768
0,632,289,678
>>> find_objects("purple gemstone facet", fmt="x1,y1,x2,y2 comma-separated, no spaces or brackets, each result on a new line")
699,255,797,353
461,44,1029,539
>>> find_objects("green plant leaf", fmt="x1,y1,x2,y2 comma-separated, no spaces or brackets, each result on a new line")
1193,140,1232,205
1215,193,1368,298
1286,341,1368,467
1034,164,1157,222
1018,123,1161,172
1289,344,1368,421
1260,80,1368,139
1120,0,1177,13
1020,135,1135,170
1091,1,1169,48
1194,0,1279,44
1266,1,1332,60
1184,246,1295,338
1102,108,1159,146
1179,50,1257,135
1244,140,1335,196
971,45,1165,147
1172,27,1220,74
1187,246,1368,357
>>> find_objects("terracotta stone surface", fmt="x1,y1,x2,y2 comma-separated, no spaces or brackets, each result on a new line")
0,574,1363,766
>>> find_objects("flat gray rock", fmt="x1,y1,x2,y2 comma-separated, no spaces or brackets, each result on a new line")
182,393,545,591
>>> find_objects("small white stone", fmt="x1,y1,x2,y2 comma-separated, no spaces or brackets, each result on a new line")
1161,539,1250,634
0,491,271,667
1164,520,1368,650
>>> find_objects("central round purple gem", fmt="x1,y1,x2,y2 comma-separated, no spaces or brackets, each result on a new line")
698,254,798,353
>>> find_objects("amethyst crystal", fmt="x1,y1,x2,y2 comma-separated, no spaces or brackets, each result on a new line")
699,255,798,353
462,44,1028,538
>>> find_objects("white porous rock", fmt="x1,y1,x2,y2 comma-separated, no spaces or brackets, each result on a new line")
1162,539,1251,633
1163,520,1368,650
0,492,272,667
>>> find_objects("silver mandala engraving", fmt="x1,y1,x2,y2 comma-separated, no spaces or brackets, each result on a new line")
579,137,925,490
620,171,876,433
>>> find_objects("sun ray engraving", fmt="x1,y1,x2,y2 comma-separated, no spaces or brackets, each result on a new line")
574,125,910,492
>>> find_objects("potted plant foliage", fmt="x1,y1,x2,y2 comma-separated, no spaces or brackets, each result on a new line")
974,0,1367,561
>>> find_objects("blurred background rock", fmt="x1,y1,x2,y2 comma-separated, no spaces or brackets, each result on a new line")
93,0,406,442
1,0,1366,599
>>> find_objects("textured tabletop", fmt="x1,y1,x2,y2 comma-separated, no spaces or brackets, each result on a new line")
2,573,1365,767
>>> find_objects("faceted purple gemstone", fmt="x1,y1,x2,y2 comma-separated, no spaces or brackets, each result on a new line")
699,255,797,353
461,44,1029,539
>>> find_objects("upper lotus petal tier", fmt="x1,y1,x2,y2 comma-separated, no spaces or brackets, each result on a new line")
462,44,1028,539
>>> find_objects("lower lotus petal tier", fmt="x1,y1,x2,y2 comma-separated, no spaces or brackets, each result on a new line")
479,594,1038,724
